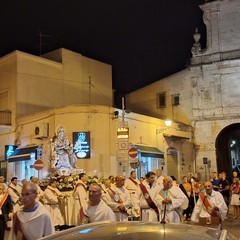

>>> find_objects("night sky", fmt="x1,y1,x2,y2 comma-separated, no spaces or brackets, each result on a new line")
0,0,206,106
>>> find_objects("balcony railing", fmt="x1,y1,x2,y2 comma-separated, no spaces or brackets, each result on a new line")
0,111,12,125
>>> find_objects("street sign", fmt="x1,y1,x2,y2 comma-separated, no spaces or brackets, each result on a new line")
128,147,138,158
118,139,129,150
33,159,44,171
130,159,140,169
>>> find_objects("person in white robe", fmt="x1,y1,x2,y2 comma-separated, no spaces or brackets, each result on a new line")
81,183,116,223
134,171,159,222
44,179,65,229
102,175,131,221
72,173,88,225
8,182,54,240
191,181,228,225
155,169,165,191
8,177,22,212
30,176,45,204
156,176,188,223
124,171,141,219
125,171,140,192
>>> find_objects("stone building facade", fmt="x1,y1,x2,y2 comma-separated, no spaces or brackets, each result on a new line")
126,0,240,179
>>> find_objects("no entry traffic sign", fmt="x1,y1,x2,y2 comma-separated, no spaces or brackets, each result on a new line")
34,159,44,171
128,147,138,158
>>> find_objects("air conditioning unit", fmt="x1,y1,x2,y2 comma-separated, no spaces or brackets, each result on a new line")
34,123,49,139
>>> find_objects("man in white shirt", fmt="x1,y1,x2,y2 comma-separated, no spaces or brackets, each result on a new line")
190,181,228,226
81,183,116,223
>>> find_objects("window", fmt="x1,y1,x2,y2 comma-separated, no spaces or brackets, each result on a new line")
171,94,180,106
157,92,166,108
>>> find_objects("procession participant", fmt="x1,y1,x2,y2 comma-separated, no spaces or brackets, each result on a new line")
0,176,8,192
0,183,13,240
103,175,131,221
80,183,116,224
156,176,188,223
125,171,140,192
30,176,45,204
155,169,164,191
109,175,116,186
9,182,54,240
179,176,192,221
72,173,88,225
8,177,22,212
124,171,141,219
134,171,159,222
101,179,111,194
44,179,65,230
190,181,228,227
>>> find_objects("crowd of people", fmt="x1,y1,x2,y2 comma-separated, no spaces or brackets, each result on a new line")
0,169,238,239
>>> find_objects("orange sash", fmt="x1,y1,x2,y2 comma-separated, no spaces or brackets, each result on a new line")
0,193,8,209
199,193,211,211
199,193,218,216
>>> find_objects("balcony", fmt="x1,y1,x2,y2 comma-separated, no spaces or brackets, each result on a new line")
0,111,12,131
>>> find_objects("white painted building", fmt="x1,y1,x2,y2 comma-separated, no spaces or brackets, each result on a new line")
0,48,192,182
126,0,240,179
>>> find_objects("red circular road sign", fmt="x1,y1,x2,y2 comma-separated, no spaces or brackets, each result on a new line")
34,159,44,171
128,147,138,158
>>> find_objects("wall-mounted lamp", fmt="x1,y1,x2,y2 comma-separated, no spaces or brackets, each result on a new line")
156,119,172,134
165,120,172,127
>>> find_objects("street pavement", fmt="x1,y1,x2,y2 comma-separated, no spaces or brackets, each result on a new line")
221,209,240,237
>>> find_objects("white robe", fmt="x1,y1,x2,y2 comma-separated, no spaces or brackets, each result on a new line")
156,185,188,223
156,175,165,191
8,203,55,240
102,185,131,221
191,190,228,223
134,180,158,222
84,200,116,223
71,180,88,226
7,183,22,212
44,186,65,226
124,178,140,192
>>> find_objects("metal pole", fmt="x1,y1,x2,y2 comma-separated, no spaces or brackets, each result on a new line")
122,97,125,122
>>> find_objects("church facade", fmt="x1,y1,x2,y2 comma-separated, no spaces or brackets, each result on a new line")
126,0,240,179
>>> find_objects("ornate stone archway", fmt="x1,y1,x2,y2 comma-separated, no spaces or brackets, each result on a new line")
215,123,240,178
